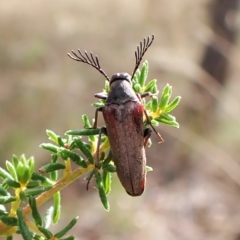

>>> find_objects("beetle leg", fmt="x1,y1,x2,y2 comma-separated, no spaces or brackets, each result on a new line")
93,107,103,129
87,124,108,191
143,109,164,143
94,92,108,100
86,169,97,191
93,107,108,165
101,127,107,135
87,107,107,191
95,127,107,168
140,92,157,99
137,93,164,143
87,126,107,191
143,128,152,147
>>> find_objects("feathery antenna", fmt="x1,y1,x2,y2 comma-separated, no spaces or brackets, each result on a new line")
131,35,154,80
67,50,110,81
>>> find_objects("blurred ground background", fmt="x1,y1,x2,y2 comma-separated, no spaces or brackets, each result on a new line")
1,0,240,239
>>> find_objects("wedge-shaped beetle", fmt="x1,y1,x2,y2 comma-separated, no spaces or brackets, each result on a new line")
68,35,163,196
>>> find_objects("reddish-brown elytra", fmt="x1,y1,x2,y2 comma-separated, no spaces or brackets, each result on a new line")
68,35,163,196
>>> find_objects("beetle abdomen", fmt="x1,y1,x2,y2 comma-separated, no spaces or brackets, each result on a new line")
102,101,146,196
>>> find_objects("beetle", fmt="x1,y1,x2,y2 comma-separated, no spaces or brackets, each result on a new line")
67,35,163,196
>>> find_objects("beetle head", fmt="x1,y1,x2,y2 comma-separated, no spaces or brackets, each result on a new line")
109,73,131,85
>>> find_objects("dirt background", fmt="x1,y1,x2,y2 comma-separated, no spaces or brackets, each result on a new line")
1,0,240,239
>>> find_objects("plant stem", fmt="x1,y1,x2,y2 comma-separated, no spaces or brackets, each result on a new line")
0,165,94,236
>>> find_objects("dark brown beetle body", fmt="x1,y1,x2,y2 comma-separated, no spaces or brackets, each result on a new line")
101,73,146,196
68,35,162,196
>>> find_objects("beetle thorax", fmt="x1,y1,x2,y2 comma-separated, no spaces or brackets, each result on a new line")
106,73,139,105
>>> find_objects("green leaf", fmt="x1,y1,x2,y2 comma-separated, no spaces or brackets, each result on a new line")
95,172,109,211
57,136,65,147
19,191,27,202
144,79,157,93
66,129,100,136
5,179,20,188
54,217,78,238
29,196,42,226
152,85,158,94
16,162,29,184
50,155,59,181
26,180,40,189
0,196,16,204
20,155,27,167
0,168,14,181
40,143,58,153
162,83,172,97
92,102,105,108
39,163,66,174
146,166,153,172
133,68,141,82
166,120,179,127
6,235,13,240
59,148,87,168
5,161,18,181
21,168,30,184
51,154,58,163
32,234,43,240
155,116,179,127
139,61,148,87
82,114,98,141
73,138,94,165
82,114,92,128
31,172,52,185
99,151,105,161
0,212,8,218
52,192,61,224
24,186,52,197
145,100,152,111
133,83,141,93
156,113,176,122
102,164,116,173
151,96,158,113
27,157,35,180
66,134,72,145
102,170,111,195
1,179,8,189
0,186,10,196
104,80,110,93
159,93,170,110
0,216,18,226
146,137,152,147
17,208,32,240
12,155,19,170
46,129,58,144
50,171,58,182
150,119,159,126
103,151,112,165
69,141,76,151
38,226,53,239
164,96,181,113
